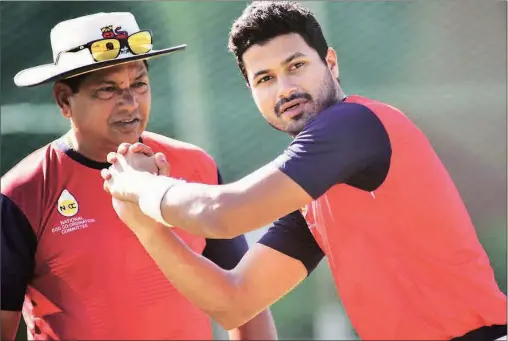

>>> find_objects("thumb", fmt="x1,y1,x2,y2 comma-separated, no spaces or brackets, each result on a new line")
155,152,171,176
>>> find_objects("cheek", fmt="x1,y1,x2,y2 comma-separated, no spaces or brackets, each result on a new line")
138,91,151,117
252,89,276,119
72,99,111,125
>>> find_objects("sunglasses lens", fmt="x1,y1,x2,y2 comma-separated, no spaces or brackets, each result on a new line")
90,39,121,61
128,31,152,55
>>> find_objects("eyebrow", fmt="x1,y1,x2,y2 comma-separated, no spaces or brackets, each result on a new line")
97,70,148,85
135,70,148,80
252,52,307,80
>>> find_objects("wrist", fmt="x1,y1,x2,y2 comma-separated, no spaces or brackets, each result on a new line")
133,219,168,242
138,176,186,227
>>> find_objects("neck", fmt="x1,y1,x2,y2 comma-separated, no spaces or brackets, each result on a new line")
336,83,347,102
66,131,115,163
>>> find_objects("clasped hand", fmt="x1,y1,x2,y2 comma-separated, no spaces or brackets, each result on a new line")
101,142,171,232
102,142,170,202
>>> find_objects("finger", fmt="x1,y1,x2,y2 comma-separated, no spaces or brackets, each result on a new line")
114,153,129,170
101,168,112,181
155,152,171,176
107,152,119,164
103,180,111,194
108,164,120,177
117,143,132,154
104,175,116,195
130,142,154,157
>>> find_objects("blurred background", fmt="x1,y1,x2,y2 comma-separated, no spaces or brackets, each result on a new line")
1,1,506,340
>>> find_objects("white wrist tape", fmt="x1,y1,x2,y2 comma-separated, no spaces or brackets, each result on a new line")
138,176,186,227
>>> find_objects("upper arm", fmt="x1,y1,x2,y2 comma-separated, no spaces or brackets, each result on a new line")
217,103,391,234
1,193,36,312
274,102,392,199
229,212,324,319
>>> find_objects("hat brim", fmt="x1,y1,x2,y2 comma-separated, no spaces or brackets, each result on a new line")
14,44,186,87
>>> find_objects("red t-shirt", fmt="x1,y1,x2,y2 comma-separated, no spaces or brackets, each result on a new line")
260,95,506,340
1,131,250,340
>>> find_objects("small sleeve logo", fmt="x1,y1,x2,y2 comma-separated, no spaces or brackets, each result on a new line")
300,204,308,218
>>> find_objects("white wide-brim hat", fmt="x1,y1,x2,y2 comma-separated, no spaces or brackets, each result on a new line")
14,12,186,87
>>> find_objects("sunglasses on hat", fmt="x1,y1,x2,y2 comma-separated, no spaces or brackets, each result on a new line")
55,30,153,64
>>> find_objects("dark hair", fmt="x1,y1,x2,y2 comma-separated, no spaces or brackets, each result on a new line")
228,1,329,83
59,60,149,93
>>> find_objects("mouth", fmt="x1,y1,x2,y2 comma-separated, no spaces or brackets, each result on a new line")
114,118,140,125
112,118,141,131
280,99,308,118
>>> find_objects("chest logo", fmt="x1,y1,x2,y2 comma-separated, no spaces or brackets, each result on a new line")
57,190,79,217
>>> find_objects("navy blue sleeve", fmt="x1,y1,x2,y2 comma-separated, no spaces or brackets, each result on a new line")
273,102,391,199
202,236,250,270
202,168,250,269
258,210,324,276
1,194,36,311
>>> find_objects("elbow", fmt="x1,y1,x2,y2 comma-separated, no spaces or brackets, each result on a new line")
204,278,254,330
194,209,235,240
212,308,254,331
204,216,241,240
199,190,244,239
216,316,244,331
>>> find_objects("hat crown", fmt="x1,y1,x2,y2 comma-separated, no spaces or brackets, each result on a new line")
50,12,140,62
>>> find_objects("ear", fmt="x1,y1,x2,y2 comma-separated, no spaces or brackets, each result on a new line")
53,82,74,118
325,47,339,80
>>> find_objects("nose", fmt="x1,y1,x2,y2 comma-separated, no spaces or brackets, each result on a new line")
276,76,298,100
119,88,139,111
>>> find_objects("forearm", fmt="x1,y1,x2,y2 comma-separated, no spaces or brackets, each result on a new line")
158,182,231,238
228,309,278,340
142,178,257,239
138,164,302,239
133,225,246,328
137,174,237,238
1,311,21,341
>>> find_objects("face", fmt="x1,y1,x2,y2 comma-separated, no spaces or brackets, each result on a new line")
242,33,341,136
55,61,151,152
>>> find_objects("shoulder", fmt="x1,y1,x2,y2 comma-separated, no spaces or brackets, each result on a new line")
291,97,391,149
341,95,413,127
305,100,382,131
1,141,61,229
1,142,55,198
345,95,405,113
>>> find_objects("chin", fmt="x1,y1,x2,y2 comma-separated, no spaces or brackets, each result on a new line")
113,132,142,145
286,114,311,134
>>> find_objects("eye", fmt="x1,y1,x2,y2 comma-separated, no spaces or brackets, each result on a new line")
256,75,273,85
132,81,148,93
133,81,148,88
289,61,305,71
99,86,117,93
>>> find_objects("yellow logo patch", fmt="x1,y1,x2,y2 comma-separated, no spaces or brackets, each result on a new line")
57,190,79,217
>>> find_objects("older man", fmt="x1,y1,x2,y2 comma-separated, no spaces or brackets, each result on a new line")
1,11,276,340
